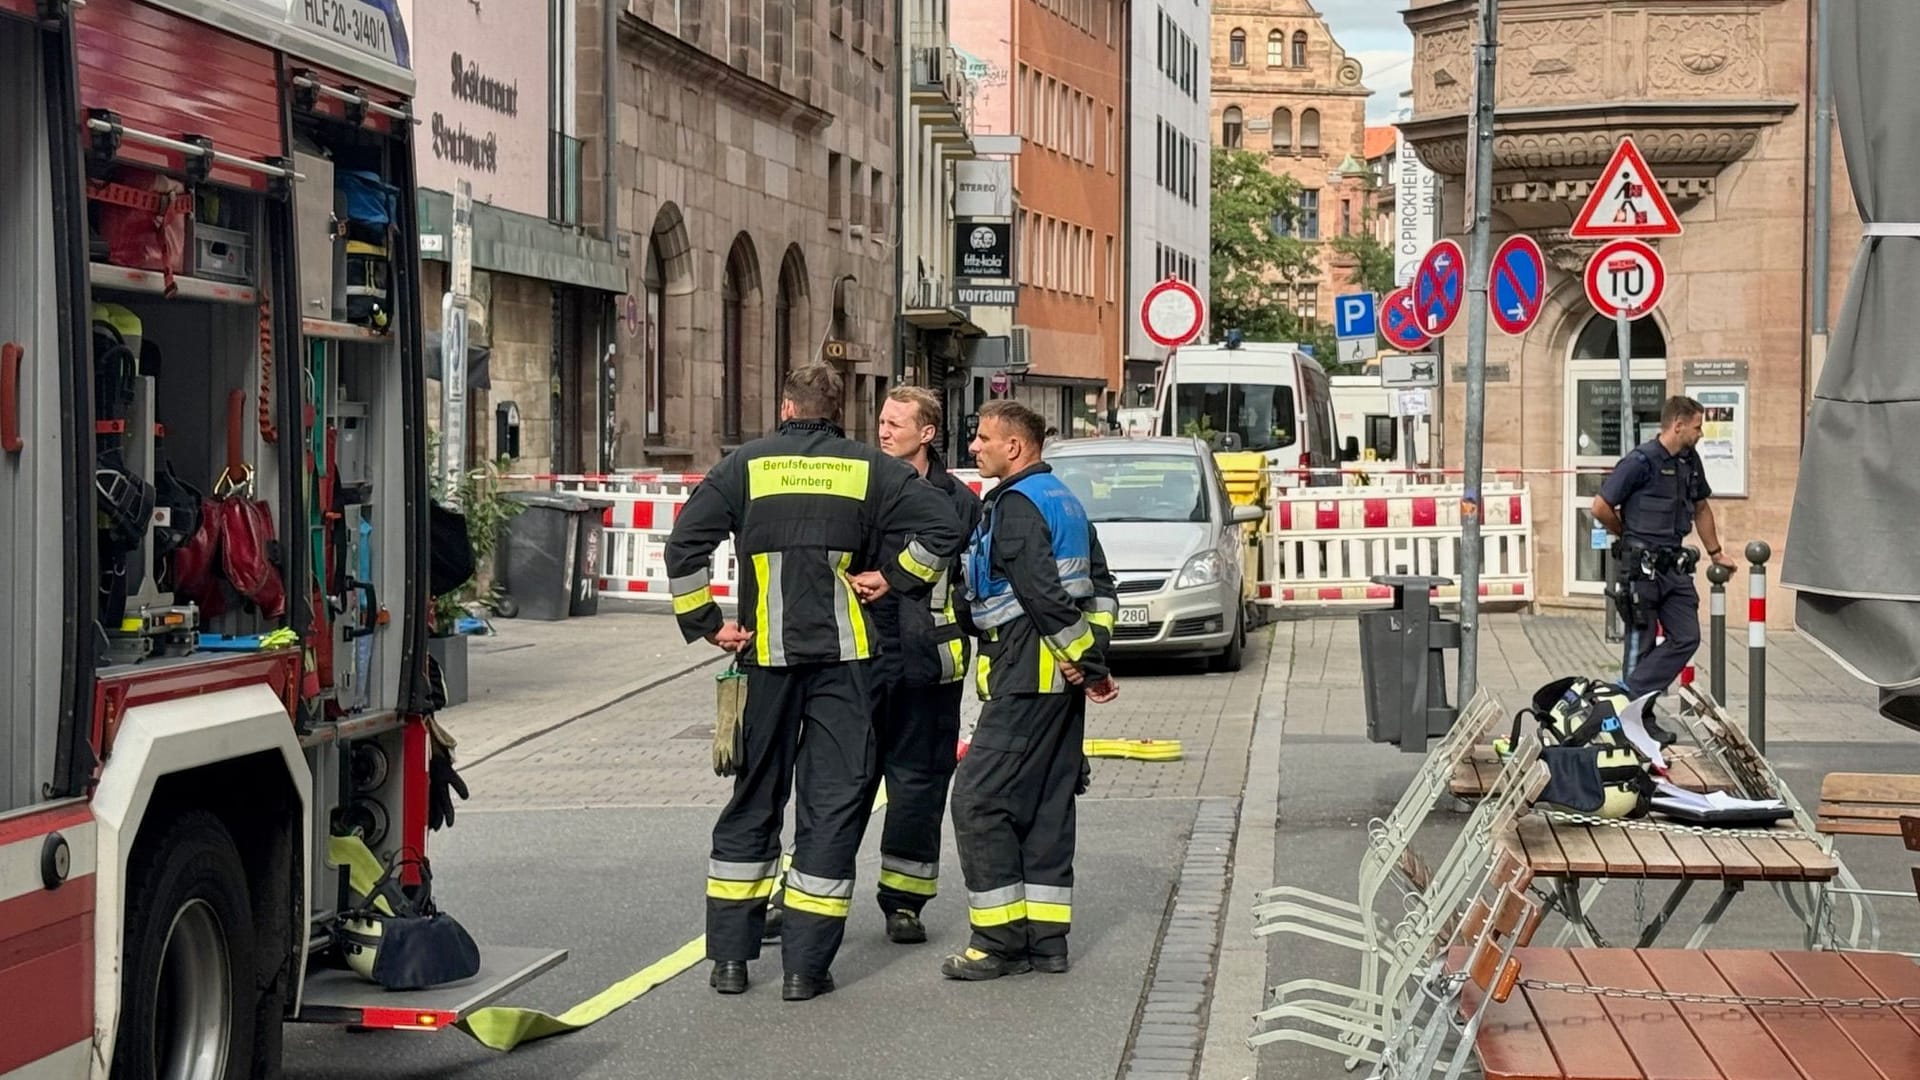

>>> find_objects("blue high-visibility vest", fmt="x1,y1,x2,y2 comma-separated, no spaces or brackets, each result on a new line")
965,471,1093,629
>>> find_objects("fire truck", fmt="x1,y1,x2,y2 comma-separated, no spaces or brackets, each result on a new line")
1,1,560,1077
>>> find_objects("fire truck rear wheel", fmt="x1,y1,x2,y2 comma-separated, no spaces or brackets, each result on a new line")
114,810,258,1080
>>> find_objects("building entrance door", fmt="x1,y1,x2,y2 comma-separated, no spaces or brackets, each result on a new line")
1563,315,1668,595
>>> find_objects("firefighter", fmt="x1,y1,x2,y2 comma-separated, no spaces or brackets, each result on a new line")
1591,394,1737,732
943,400,1119,981
667,362,963,1002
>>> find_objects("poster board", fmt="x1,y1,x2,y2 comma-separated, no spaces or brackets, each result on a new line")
1683,360,1749,498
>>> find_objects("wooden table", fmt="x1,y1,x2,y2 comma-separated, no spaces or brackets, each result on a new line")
1499,813,1839,948
1468,947,1920,1080
1452,744,1732,801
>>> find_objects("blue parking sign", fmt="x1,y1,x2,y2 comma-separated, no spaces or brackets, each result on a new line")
1334,292,1377,340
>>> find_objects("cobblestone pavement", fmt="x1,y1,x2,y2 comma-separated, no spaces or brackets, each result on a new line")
1273,611,1888,742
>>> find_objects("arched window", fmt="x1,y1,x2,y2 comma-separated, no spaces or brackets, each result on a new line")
644,243,666,441
1270,107,1292,152
775,246,807,392
1229,28,1246,67
1222,105,1243,149
721,234,760,442
1299,107,1321,152
1291,29,1308,67
1572,313,1668,362
1266,30,1283,68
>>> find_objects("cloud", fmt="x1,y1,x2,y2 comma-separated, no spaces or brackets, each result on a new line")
1317,2,1415,121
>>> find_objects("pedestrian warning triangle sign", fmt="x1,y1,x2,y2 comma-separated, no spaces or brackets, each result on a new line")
1569,137,1683,239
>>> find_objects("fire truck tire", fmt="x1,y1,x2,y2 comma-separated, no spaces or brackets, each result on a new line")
113,811,258,1080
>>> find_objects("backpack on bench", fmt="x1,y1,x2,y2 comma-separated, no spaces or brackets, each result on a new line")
1508,676,1656,820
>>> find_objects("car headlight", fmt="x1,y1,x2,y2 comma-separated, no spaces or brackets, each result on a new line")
1175,551,1220,589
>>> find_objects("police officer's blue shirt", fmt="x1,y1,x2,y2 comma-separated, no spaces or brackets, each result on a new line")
1599,438,1712,548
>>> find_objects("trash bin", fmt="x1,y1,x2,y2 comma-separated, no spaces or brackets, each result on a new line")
569,498,612,617
499,492,599,621
1357,575,1461,753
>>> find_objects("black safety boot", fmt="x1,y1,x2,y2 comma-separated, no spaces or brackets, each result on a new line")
782,972,836,1001
1030,954,1071,974
940,948,1033,981
761,905,784,942
886,910,928,944
710,961,749,995
1642,705,1680,748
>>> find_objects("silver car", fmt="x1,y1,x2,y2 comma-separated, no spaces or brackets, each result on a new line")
1045,437,1264,671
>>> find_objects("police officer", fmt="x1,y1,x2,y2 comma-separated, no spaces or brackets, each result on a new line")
944,400,1119,981
1591,395,1737,716
667,362,962,1001
860,386,983,942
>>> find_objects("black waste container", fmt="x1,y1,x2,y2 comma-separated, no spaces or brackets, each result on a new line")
569,498,613,616
1356,575,1461,752
499,492,599,621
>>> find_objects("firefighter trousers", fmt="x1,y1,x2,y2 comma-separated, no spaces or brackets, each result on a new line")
950,691,1085,961
706,661,876,977
863,678,965,916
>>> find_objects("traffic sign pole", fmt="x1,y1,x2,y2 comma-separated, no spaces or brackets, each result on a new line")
1457,0,1499,703
1616,307,1634,459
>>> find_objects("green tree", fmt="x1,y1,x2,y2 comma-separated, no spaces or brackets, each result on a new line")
1208,148,1327,354
1331,231,1395,298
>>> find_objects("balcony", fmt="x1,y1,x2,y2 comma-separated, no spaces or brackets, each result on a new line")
911,43,970,140
902,273,972,330
1398,0,1796,234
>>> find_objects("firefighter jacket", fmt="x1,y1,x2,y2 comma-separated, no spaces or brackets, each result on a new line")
959,463,1118,700
870,454,984,688
665,418,963,668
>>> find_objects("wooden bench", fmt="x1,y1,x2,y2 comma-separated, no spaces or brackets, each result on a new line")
1451,743,1731,801
1816,772,1920,836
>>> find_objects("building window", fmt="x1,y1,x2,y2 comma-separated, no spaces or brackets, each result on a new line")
1340,197,1352,237
1106,235,1116,301
1107,105,1117,173
1222,105,1242,148
1229,28,1245,67
1017,63,1030,135
1270,107,1291,153
721,235,756,442
1298,189,1320,240
870,167,886,237
1300,107,1321,153
1043,77,1056,147
828,152,844,227
850,157,867,228
830,0,843,38
1266,29,1283,67
1291,29,1308,67
1297,285,1317,321
645,243,666,441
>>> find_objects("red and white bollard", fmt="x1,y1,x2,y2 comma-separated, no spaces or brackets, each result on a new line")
1747,541,1772,753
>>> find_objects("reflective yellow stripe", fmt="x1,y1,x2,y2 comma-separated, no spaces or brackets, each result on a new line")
968,899,1028,927
672,586,713,614
975,653,991,699
784,887,852,918
1088,610,1114,631
897,545,941,582
944,638,966,684
1026,901,1071,923
836,552,871,659
879,870,939,896
746,455,872,500
706,877,777,901
1052,627,1095,663
1038,648,1058,693
753,554,773,667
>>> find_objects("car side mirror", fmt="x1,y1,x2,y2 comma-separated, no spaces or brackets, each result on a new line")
1230,503,1264,524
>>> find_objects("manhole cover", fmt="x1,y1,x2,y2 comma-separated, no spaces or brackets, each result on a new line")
674,722,716,740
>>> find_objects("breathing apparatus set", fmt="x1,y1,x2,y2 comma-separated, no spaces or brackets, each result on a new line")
1504,676,1661,820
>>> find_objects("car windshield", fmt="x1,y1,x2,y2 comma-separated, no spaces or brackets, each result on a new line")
1051,454,1207,523
1170,382,1297,452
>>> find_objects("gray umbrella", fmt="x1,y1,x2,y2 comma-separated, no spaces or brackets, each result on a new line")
1782,1,1920,727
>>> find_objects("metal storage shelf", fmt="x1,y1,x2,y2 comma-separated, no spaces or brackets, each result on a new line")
89,263,258,304
301,317,389,342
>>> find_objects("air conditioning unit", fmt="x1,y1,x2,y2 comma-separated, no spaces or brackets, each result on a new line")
1009,326,1032,374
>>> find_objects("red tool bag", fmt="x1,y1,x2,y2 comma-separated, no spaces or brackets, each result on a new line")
88,169,190,293
171,391,286,618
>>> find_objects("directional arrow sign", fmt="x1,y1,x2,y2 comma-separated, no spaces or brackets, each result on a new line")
1414,239,1464,336
1489,234,1546,337
1381,285,1431,351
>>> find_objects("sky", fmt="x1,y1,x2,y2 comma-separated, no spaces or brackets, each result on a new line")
1316,0,1415,123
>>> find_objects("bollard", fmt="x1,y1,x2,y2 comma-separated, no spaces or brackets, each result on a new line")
1746,540,1772,753
1706,561,1733,705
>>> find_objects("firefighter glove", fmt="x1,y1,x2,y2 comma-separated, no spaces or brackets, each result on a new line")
428,747,468,830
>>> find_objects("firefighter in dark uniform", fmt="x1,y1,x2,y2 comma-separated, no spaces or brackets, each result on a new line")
1591,395,1737,721
666,362,963,1001
944,400,1120,981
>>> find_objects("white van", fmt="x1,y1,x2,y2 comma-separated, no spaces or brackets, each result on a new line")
1331,374,1432,475
1150,342,1343,485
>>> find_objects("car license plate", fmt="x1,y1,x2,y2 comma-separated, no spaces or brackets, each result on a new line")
1118,606,1149,626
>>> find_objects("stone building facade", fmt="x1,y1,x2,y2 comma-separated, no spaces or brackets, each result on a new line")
577,0,899,467
1400,0,1851,626
1209,0,1372,326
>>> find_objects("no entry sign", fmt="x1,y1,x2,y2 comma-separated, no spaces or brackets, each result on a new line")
1583,239,1666,321
1140,277,1206,348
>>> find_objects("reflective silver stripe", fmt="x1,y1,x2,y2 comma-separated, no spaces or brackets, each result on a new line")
1027,884,1072,905
971,592,1026,628
829,550,861,659
937,638,962,682
670,569,712,594
1061,576,1095,599
1045,615,1094,655
1090,595,1118,617
969,883,1026,908
762,551,789,666
787,869,855,898
1057,557,1091,579
709,858,779,881
929,569,952,615
881,855,940,879
905,538,946,574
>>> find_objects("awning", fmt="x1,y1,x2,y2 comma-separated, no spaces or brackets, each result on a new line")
1782,3,1920,727
416,189,628,295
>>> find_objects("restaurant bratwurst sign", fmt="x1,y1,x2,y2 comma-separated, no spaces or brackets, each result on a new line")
413,6,550,216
